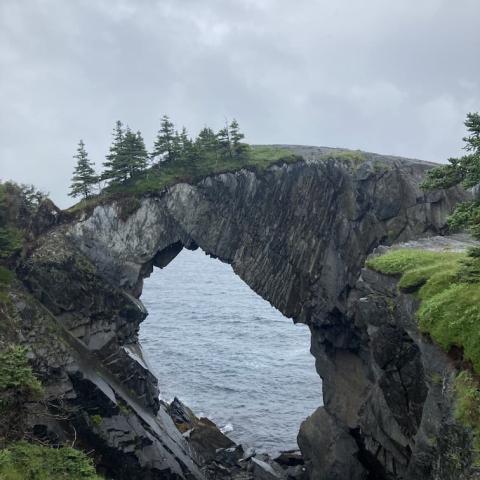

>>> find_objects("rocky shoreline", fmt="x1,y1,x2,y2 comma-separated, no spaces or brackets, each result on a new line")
167,397,306,480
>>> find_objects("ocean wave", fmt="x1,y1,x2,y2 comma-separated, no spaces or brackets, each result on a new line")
220,423,234,434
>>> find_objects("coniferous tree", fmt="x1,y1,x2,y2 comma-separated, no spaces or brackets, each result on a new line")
179,127,190,151
196,127,218,153
216,124,232,159
178,127,198,171
134,130,149,171
422,112,480,238
102,121,127,184
152,115,177,163
229,119,248,159
171,130,182,163
69,140,98,199
122,129,149,178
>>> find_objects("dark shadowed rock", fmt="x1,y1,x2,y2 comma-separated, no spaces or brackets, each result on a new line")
6,149,476,479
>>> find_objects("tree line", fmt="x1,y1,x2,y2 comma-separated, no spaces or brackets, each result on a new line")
422,112,480,240
69,116,247,199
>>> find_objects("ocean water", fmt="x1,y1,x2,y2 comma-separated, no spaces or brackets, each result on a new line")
140,248,321,454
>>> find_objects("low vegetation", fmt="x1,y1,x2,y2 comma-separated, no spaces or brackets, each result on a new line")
68,116,301,211
366,249,480,370
0,442,101,480
0,346,102,478
455,371,480,460
366,248,480,454
0,346,44,445
422,112,480,239
0,185,22,261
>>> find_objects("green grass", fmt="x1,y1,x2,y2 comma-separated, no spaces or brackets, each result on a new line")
366,249,480,370
319,149,366,167
367,248,480,457
454,371,480,462
0,442,102,479
67,145,301,214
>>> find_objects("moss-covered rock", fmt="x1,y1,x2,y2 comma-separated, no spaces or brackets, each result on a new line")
367,248,480,371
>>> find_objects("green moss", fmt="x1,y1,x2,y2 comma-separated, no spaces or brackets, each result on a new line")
366,249,480,370
0,442,102,479
368,248,480,459
90,415,102,427
430,372,443,385
454,371,480,462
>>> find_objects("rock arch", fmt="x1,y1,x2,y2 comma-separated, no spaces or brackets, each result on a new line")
24,149,465,478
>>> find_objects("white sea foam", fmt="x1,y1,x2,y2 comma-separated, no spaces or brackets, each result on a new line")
220,423,234,434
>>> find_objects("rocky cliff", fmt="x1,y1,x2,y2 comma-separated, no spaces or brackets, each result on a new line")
4,146,475,479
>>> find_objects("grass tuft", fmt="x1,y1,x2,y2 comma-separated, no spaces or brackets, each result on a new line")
366,249,480,369
367,248,480,457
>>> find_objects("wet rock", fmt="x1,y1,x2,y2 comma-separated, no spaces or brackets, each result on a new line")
215,445,245,467
273,450,303,467
188,417,236,464
298,407,366,480
168,397,197,432
250,457,287,480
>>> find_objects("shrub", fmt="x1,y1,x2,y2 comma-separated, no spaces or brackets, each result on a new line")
0,346,43,443
0,442,102,479
0,228,22,259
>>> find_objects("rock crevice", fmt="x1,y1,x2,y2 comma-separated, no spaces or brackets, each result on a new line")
10,147,474,479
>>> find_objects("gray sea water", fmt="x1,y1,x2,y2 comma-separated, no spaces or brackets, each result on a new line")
140,248,321,454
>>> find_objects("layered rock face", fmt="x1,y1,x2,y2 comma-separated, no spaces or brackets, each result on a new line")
299,235,480,480
14,147,473,478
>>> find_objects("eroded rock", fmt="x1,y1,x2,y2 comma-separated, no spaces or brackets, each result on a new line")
5,148,474,479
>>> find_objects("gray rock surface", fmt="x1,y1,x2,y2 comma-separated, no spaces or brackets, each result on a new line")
8,148,475,478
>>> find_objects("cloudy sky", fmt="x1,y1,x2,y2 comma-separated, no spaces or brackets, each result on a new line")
1,0,479,207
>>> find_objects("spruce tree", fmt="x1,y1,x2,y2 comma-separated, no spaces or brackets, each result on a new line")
179,127,190,152
229,119,248,159
422,112,480,238
216,124,232,159
133,131,149,172
102,121,127,184
122,129,149,178
178,127,197,171
69,140,98,199
196,127,218,153
152,115,177,163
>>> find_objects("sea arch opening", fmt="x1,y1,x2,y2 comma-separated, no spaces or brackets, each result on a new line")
139,246,321,454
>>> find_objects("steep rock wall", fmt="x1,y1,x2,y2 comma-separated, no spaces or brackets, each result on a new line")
16,147,471,478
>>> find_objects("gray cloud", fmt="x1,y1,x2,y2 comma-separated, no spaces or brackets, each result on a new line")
0,0,479,207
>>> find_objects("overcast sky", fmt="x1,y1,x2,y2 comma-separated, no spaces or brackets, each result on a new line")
1,0,479,207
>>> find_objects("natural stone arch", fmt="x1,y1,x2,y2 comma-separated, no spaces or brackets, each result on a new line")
63,151,464,478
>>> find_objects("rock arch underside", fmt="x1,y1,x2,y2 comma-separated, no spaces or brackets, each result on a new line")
15,147,478,479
